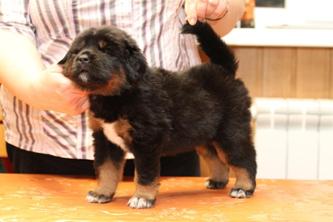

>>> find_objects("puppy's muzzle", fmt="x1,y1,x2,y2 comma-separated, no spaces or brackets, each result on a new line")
77,53,91,64
70,51,106,89
75,50,93,70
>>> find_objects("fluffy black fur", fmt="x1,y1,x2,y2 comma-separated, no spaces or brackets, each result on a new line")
60,22,257,209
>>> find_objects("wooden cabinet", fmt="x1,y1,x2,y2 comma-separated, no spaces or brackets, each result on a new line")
233,46,333,98
201,46,333,98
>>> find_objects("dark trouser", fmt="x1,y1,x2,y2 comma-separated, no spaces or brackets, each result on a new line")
6,143,200,176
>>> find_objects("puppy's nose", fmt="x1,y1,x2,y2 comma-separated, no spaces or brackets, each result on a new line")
77,53,90,64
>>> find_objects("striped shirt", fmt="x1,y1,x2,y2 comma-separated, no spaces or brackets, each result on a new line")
0,0,201,160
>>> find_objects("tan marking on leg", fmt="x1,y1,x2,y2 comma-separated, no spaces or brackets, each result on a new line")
196,146,229,182
212,142,228,164
94,158,125,196
88,113,103,131
231,166,254,191
133,170,160,200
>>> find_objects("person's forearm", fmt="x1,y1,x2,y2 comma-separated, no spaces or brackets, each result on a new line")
0,30,44,103
208,0,245,36
0,30,88,114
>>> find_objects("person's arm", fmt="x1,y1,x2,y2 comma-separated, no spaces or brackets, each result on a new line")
185,0,245,36
0,30,88,115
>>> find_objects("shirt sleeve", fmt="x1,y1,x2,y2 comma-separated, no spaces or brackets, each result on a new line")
0,0,36,44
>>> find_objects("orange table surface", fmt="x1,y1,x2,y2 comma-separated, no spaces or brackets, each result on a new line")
0,174,332,221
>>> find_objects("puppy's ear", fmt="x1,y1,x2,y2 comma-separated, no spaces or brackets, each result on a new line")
58,53,70,65
124,38,147,82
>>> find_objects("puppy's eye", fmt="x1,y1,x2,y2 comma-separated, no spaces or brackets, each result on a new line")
98,40,107,50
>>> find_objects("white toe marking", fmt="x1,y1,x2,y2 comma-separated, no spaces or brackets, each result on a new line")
128,197,153,209
230,189,246,198
86,194,97,203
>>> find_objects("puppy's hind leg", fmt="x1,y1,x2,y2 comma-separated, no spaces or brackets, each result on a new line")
214,140,256,198
87,130,126,204
196,145,229,189
214,122,257,198
215,139,257,198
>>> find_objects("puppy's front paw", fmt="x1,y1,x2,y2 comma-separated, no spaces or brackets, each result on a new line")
86,190,114,203
205,179,228,189
127,196,156,209
229,188,254,198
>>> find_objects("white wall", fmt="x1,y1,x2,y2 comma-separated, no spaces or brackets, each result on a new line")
255,0,333,28
286,0,333,21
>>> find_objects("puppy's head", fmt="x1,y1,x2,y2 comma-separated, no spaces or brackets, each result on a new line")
59,26,147,95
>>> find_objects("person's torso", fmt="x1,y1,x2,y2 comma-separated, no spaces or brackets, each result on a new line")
0,0,201,159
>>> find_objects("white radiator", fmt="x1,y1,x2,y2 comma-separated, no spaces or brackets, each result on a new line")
252,98,333,180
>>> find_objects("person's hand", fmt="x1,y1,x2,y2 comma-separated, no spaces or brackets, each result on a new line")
184,0,229,25
28,65,89,115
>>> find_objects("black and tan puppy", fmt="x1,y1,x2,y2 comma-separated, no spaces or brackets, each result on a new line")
59,22,257,209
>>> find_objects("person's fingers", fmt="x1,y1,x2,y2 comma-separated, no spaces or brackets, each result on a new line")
185,0,198,25
55,77,73,96
205,0,220,18
78,98,90,112
52,71,87,97
185,0,229,24
67,84,88,96
48,64,63,73
63,95,88,115
196,0,208,21
206,0,229,20
74,97,90,114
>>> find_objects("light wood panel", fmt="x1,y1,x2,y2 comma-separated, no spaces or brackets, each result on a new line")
232,47,333,99
233,47,263,97
262,47,297,97
329,49,333,98
295,48,331,98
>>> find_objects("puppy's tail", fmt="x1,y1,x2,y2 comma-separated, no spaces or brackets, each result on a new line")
181,21,238,76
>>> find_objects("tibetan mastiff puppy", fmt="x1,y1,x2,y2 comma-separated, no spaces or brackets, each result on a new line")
59,22,257,209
